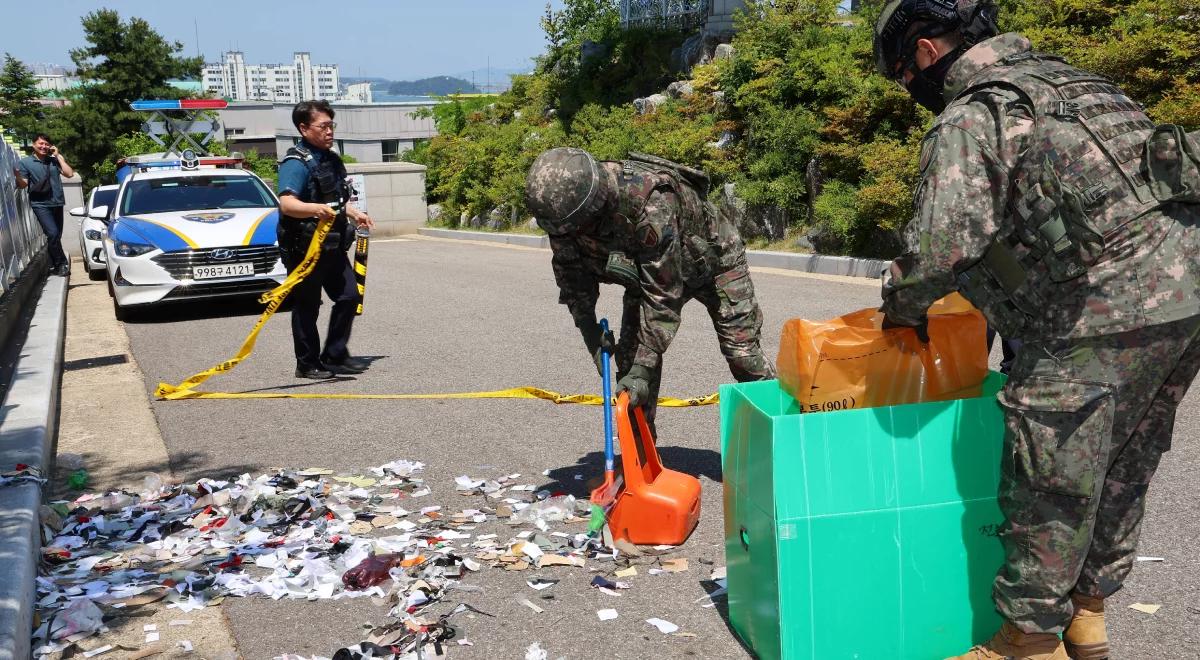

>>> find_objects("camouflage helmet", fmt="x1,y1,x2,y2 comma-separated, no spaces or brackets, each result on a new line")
873,0,999,80
524,147,614,236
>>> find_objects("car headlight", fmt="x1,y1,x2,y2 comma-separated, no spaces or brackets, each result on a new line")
85,229,103,241
114,239,155,257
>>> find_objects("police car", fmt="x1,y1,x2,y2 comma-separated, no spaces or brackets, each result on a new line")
69,184,119,280
104,152,285,318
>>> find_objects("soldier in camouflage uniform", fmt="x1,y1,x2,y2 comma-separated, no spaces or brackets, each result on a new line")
875,1,1200,658
524,147,775,423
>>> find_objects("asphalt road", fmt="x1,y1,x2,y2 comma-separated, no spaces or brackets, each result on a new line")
119,237,1200,659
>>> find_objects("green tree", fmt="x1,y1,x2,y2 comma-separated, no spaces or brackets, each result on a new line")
1002,0,1200,128
49,9,202,187
0,53,44,143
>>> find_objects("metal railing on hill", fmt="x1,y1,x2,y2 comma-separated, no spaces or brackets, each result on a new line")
620,0,710,30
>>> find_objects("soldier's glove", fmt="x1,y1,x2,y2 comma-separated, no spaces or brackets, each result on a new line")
881,313,930,343
616,365,653,408
581,323,617,377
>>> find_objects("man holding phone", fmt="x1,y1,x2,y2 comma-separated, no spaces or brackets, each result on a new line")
14,133,75,276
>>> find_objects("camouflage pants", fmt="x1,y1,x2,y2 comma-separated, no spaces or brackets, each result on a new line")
615,264,775,423
994,315,1200,633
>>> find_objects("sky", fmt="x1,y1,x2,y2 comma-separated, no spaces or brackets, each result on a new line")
0,0,559,82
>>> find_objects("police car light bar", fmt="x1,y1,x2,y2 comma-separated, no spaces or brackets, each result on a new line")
130,99,229,111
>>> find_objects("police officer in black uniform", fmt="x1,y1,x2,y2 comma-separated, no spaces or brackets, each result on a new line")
277,100,375,379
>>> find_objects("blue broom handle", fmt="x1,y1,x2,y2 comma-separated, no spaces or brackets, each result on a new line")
600,318,614,473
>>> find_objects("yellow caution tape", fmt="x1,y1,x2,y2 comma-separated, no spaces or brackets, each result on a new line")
154,216,718,407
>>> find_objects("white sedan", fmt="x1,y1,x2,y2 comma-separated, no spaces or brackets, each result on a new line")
104,165,286,319
69,184,119,280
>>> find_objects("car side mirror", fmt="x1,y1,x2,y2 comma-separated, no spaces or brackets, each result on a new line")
69,206,86,217
88,205,109,220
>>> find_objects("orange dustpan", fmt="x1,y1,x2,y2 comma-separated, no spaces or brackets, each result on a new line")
605,392,701,546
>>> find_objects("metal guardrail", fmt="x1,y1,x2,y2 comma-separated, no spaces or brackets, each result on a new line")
0,140,47,293
620,0,710,30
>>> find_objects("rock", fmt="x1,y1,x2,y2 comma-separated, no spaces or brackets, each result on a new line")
670,32,718,75
526,217,540,231
544,108,557,120
707,130,737,151
741,203,790,242
792,234,816,252
459,211,470,228
513,110,522,120
466,214,484,229
427,204,443,223
633,93,669,115
712,90,728,114
487,205,510,230
806,224,843,254
580,40,610,67
714,43,735,61
666,80,695,99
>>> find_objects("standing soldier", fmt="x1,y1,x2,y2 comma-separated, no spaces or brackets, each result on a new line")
874,1,1200,658
524,148,775,423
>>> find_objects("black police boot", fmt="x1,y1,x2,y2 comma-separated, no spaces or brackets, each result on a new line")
323,355,369,375
296,363,334,379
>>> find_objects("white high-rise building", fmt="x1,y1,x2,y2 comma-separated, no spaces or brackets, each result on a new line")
202,51,340,103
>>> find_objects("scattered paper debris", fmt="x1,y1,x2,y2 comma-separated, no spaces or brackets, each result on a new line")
82,646,113,658
145,632,160,643
525,642,549,660
646,618,679,634
1136,556,1165,562
597,608,619,621
527,578,558,591
660,558,689,573
1129,603,1161,615
615,566,638,578
521,599,545,614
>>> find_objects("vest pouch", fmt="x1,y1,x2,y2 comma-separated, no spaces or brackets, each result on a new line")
604,251,639,287
1020,164,1103,283
1144,124,1200,204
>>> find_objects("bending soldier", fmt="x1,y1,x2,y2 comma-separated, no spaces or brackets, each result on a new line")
524,148,775,423
875,1,1200,658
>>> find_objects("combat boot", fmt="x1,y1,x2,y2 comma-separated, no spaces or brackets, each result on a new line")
1064,594,1108,660
946,621,1069,660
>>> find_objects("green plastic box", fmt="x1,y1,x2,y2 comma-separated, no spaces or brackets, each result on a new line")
719,374,1008,659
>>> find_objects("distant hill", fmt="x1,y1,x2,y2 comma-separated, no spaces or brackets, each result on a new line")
387,76,480,96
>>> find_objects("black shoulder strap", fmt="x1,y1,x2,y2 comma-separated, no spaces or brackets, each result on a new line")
279,145,313,166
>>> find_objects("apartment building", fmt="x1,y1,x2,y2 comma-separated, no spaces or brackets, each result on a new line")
202,52,339,103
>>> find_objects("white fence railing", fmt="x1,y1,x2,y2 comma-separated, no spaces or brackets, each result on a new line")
620,0,710,30
0,141,48,293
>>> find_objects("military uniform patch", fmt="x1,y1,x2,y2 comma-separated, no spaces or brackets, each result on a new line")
637,221,660,248
919,134,939,173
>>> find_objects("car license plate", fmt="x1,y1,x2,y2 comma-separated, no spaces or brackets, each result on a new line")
192,262,255,280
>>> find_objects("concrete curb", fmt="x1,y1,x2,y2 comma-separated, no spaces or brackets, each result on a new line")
0,272,67,660
417,227,888,279
419,227,551,249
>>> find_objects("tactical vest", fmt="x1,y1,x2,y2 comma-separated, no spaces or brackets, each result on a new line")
277,145,352,256
951,51,1197,337
613,153,746,287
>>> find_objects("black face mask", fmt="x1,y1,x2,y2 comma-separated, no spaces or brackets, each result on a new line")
904,45,966,114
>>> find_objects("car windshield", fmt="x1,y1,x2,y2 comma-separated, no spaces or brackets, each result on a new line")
92,189,118,217
121,175,275,215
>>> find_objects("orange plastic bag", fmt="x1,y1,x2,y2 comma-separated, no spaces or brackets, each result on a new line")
777,294,989,413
